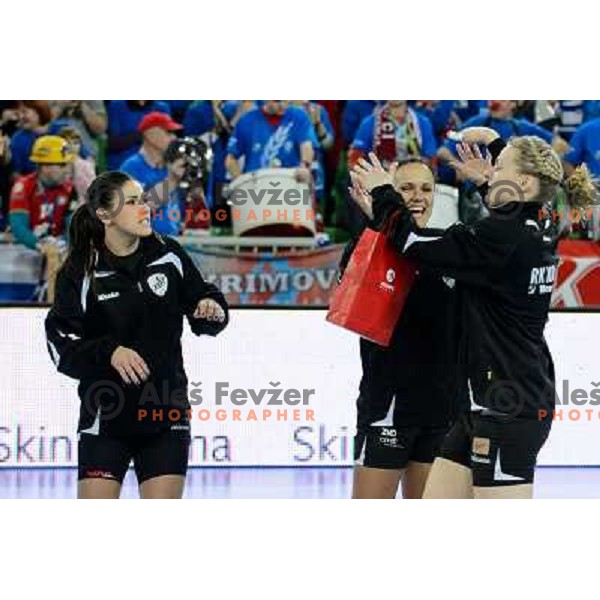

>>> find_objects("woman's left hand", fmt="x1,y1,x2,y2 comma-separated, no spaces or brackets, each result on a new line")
351,152,396,193
193,298,226,322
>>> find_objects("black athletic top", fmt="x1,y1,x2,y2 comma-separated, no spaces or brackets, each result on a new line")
358,271,461,427
370,139,558,419
45,233,229,436
340,226,461,429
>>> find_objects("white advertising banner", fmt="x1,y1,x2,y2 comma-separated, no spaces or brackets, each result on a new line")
0,309,598,467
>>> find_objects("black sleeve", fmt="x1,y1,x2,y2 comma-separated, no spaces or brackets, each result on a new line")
476,137,507,199
371,185,516,285
166,238,229,337
337,237,359,282
45,268,120,380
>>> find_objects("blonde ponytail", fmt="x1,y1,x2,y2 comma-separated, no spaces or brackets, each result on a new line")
563,163,596,209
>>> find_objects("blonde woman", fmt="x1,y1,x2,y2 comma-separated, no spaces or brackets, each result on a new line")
351,129,594,499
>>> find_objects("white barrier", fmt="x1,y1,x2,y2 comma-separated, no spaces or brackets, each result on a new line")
0,308,598,467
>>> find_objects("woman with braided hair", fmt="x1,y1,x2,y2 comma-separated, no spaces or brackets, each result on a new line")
351,127,595,499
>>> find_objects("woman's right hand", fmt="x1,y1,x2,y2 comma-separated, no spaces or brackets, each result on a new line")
111,346,150,385
449,142,494,186
349,172,374,220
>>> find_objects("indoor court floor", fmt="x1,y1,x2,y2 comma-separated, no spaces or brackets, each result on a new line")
1,467,599,499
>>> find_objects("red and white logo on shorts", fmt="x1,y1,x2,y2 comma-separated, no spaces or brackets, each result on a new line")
84,469,117,480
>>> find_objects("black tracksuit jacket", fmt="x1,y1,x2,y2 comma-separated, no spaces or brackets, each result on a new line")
340,231,461,428
45,234,229,436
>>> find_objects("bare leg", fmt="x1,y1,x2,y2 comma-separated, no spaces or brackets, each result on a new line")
474,484,533,499
139,475,186,499
401,461,433,499
423,458,474,499
78,479,122,499
352,466,403,499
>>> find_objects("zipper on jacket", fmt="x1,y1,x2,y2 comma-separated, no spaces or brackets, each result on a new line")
137,281,143,292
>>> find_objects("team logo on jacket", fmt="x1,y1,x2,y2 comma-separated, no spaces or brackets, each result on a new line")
528,265,557,295
386,269,396,283
147,273,169,297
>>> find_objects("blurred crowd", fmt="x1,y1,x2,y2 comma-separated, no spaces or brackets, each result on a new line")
1,100,599,253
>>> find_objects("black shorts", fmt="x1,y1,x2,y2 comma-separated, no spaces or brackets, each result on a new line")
78,427,191,484
354,424,448,470
440,410,552,487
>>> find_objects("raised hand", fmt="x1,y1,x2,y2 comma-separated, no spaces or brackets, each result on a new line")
348,172,373,219
449,142,494,186
351,152,397,193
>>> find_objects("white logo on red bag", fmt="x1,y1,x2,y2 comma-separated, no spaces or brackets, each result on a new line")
379,269,396,293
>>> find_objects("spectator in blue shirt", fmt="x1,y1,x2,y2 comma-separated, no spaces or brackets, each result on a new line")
348,100,437,170
184,101,254,137
291,101,334,202
107,100,171,169
411,101,485,140
556,101,600,141
48,101,107,158
564,117,600,178
162,100,191,123
293,101,334,152
144,140,191,236
437,100,564,184
9,101,52,178
120,112,182,190
183,101,256,208
341,101,382,144
452,100,486,124
225,101,314,182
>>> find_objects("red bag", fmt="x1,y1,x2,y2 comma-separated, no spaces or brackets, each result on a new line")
326,225,416,347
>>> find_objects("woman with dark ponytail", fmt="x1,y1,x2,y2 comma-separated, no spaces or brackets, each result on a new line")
46,171,229,499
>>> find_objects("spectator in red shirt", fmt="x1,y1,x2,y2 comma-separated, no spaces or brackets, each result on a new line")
9,135,76,252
